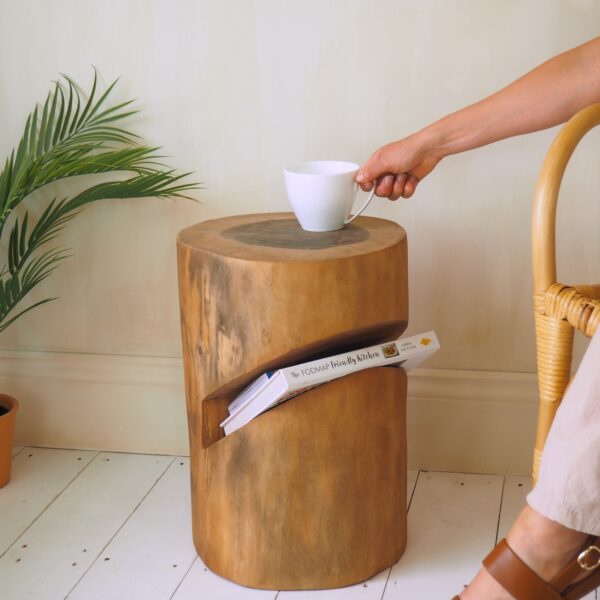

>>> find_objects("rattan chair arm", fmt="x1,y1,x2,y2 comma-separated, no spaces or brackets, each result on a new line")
532,104,600,293
574,283,600,300
535,283,600,338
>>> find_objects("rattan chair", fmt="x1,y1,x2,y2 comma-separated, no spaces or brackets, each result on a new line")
531,103,600,481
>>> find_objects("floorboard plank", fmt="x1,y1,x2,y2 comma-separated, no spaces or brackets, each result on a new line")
171,556,278,600
406,469,418,507
68,457,196,600
0,447,97,557
0,452,172,600
382,471,503,599
497,475,530,542
277,568,389,600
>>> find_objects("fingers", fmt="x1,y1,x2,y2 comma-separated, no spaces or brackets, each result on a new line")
364,173,417,200
375,174,396,197
390,173,407,200
355,146,420,199
356,135,434,200
403,175,419,198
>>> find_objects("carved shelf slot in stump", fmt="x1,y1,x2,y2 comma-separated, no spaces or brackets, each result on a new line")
177,213,408,590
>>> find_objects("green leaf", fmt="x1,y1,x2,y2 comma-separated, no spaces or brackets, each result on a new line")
15,113,32,168
44,82,60,152
28,105,38,157
83,74,119,124
76,69,97,129
36,91,51,156
59,80,74,140
69,80,81,134
52,84,66,147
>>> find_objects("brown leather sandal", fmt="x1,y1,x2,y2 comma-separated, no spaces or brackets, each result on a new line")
452,537,600,600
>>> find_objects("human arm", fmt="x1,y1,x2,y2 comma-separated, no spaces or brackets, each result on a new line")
357,35,600,199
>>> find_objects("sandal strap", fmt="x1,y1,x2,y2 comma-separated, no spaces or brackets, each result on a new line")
550,536,600,593
483,539,562,600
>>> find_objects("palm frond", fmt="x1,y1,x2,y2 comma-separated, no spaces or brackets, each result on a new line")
0,71,200,333
7,199,76,276
0,248,69,332
65,170,197,209
0,71,173,233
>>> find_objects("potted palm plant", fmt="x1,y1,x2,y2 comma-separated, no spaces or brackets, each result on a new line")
0,72,197,487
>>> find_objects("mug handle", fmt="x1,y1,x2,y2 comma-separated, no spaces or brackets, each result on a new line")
345,183,376,224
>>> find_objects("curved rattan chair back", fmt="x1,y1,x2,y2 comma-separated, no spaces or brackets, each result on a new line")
531,103,600,481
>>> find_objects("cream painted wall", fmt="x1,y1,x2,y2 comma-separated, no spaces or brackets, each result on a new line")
1,0,599,374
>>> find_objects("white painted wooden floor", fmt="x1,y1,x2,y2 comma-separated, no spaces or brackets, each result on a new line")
1,447,596,600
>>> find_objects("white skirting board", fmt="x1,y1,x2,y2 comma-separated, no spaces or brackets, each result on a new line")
0,349,539,474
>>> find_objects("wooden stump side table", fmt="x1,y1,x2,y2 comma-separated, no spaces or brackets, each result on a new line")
176,213,408,590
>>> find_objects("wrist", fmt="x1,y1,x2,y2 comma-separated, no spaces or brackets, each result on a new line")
420,116,459,161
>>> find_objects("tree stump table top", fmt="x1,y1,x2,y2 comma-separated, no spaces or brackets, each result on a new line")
177,211,406,261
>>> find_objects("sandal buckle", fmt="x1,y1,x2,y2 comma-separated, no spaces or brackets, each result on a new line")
577,545,600,571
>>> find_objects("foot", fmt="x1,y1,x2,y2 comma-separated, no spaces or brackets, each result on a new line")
458,505,589,599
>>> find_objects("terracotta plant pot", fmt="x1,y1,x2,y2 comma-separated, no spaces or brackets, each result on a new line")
0,393,19,488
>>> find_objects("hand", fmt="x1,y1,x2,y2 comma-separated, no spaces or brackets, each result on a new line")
356,131,442,200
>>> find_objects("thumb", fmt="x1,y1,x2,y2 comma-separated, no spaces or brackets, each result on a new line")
355,156,386,184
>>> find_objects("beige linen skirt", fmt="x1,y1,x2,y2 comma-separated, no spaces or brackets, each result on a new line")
528,329,600,535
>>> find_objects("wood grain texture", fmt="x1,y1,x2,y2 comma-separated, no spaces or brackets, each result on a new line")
276,469,420,600
176,213,408,589
201,368,407,590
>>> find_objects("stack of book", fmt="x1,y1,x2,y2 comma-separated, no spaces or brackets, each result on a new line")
220,331,440,436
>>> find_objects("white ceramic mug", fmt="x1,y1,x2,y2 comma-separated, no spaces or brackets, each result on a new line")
283,160,376,232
